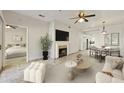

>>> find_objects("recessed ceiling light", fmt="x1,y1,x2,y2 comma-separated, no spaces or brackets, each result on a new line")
68,26,71,28
38,14,45,18
58,10,62,12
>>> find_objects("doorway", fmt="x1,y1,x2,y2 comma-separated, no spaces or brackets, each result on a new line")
3,25,28,70
86,39,89,50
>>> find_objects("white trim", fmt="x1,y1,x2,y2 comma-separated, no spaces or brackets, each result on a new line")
0,11,5,71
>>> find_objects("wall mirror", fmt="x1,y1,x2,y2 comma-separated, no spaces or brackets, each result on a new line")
111,33,119,46
104,34,111,46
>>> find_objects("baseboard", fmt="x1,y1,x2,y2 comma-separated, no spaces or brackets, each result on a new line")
28,58,42,62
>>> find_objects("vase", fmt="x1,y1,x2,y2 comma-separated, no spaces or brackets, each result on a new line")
43,51,48,60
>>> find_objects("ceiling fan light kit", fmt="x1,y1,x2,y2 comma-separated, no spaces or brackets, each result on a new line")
101,21,107,35
69,11,95,24
78,18,84,23
101,31,107,35
6,25,11,28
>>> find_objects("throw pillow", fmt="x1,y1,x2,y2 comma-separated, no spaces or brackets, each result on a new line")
115,62,123,70
111,59,124,69
111,61,119,69
112,69,123,80
102,71,113,77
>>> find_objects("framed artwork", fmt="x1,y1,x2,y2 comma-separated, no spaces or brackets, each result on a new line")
111,33,119,46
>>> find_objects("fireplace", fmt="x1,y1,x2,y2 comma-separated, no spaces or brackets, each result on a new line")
59,45,67,57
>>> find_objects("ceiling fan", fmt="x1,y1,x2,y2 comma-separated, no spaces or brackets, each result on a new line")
69,11,96,24
6,24,18,29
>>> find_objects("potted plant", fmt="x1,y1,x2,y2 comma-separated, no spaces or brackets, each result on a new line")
41,34,52,60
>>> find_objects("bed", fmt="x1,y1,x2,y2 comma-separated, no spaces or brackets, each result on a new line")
5,46,26,59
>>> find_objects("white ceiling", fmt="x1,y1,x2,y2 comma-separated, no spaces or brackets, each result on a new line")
12,10,124,31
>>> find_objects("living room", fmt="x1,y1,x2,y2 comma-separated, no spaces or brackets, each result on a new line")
0,10,124,83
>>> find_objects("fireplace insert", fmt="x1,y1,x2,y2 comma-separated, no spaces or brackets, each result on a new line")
59,48,67,57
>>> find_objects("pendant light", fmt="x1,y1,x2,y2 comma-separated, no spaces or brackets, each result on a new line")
101,21,107,35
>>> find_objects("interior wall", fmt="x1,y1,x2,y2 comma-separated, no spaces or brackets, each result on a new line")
48,21,55,59
5,27,26,46
69,27,81,53
3,11,49,61
84,31,104,48
81,34,93,50
54,20,81,54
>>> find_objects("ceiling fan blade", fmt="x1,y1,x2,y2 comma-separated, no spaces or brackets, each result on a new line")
12,26,16,29
10,25,17,29
84,14,95,17
74,19,80,24
84,18,88,22
69,17,79,19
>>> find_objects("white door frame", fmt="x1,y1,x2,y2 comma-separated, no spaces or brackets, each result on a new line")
4,24,29,64
0,13,5,72
4,24,29,67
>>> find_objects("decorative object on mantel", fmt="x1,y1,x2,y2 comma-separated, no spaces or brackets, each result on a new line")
101,21,107,35
41,33,52,60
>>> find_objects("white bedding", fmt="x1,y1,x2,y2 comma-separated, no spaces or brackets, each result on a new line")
5,46,26,59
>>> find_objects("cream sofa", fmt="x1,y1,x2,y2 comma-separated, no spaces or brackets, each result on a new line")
96,56,124,83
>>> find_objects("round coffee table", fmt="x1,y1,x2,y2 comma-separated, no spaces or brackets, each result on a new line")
76,61,91,72
65,61,77,80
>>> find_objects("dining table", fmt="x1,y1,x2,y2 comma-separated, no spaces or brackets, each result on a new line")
89,46,120,62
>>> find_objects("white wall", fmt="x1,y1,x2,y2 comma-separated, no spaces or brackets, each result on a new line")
84,31,104,48
69,27,81,53
48,22,55,59
3,11,49,61
5,27,26,46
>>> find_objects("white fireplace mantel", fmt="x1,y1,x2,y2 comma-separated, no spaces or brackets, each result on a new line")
55,41,69,58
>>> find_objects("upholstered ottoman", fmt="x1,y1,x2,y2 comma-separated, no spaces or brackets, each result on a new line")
29,63,40,82
35,63,46,83
24,62,36,81
24,62,46,83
